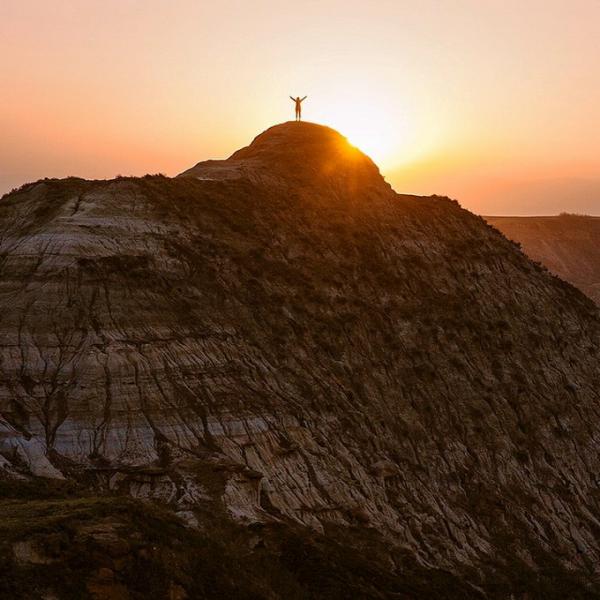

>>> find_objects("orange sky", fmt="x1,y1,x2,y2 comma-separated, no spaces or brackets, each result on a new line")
1,0,599,215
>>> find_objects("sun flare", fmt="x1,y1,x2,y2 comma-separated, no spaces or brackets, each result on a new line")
322,113,399,168
308,89,415,170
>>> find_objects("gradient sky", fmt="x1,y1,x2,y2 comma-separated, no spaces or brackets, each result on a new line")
1,0,599,214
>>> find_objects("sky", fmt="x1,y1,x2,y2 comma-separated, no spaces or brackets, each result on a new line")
1,0,599,215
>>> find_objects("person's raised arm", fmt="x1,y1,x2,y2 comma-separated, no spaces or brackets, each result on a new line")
289,96,295,101
301,96,307,102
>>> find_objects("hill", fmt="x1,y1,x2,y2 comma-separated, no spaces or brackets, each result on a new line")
487,214,600,304
1,122,600,598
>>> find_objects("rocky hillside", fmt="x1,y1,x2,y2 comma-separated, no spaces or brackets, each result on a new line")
1,122,600,599
487,214,600,304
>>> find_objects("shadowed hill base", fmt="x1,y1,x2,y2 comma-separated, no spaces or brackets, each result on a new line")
487,214,600,304
0,480,481,600
1,123,600,598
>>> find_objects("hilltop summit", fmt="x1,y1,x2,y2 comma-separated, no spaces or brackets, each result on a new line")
1,124,600,598
179,121,392,194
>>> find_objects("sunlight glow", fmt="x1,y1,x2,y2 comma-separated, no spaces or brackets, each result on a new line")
301,79,444,174
311,90,414,169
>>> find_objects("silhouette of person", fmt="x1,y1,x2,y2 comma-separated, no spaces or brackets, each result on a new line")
290,96,307,121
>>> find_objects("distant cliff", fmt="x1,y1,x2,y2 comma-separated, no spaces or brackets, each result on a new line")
1,123,600,599
487,214,600,304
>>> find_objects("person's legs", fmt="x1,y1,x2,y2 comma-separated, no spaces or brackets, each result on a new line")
298,107,302,121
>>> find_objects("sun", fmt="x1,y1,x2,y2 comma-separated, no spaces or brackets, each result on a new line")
313,91,412,169
323,112,396,167
342,120,395,167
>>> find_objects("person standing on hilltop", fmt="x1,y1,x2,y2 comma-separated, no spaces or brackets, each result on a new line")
289,96,307,121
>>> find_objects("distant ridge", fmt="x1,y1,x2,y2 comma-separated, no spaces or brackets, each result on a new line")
487,214,600,304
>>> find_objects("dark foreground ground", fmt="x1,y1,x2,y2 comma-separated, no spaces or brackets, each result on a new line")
2,479,600,600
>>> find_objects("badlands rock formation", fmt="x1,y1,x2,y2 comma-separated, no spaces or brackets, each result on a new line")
487,214,600,304
1,122,600,598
